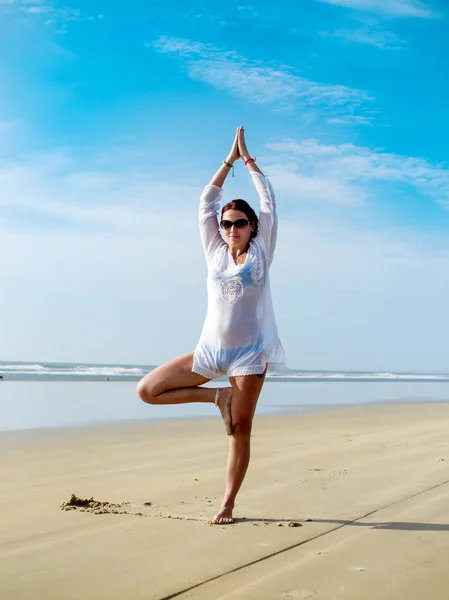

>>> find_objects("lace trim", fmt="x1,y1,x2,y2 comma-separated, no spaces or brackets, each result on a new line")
228,366,266,377
191,365,217,379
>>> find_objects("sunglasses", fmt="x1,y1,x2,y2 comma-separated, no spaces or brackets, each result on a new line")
220,218,250,230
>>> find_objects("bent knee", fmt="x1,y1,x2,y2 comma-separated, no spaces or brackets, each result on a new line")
136,377,158,404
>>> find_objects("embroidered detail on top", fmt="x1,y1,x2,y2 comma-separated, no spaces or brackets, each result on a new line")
220,278,243,304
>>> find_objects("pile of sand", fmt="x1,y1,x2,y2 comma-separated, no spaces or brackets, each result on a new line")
60,493,148,516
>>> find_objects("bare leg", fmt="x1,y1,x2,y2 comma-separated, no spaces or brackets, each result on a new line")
212,369,266,525
136,352,233,433
136,352,212,403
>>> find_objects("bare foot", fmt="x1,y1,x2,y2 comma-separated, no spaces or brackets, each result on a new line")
216,387,233,435
211,503,234,525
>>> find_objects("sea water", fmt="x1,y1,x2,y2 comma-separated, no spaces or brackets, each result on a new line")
1,361,448,432
2,360,449,383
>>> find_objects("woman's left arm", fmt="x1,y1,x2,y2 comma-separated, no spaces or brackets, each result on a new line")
250,171,278,265
238,128,278,264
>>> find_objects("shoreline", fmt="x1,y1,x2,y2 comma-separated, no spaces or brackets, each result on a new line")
2,396,449,437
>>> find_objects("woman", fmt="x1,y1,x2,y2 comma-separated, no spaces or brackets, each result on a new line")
137,126,285,524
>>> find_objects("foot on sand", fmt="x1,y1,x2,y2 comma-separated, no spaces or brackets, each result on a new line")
211,503,234,525
215,387,233,435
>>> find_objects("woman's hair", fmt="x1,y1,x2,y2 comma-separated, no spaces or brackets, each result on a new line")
221,199,258,240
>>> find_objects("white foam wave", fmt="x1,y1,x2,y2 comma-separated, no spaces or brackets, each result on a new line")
1,363,448,381
271,371,449,381
70,366,145,375
0,364,146,377
1,364,48,372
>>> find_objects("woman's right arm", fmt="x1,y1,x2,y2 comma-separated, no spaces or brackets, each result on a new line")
199,128,241,261
199,183,225,261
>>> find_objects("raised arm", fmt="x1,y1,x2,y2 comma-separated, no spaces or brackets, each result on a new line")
238,128,278,264
199,128,241,261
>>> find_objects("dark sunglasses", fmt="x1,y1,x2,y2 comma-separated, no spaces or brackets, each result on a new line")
220,218,250,230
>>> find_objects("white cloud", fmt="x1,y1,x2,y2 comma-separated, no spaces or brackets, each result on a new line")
1,144,449,371
24,4,51,13
313,0,436,18
274,218,449,372
327,114,375,125
0,153,202,232
264,138,449,208
0,0,102,31
323,26,403,49
0,149,223,365
5,139,446,229
271,169,366,205
150,36,374,121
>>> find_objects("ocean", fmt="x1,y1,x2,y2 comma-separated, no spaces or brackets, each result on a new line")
2,360,449,383
1,361,449,432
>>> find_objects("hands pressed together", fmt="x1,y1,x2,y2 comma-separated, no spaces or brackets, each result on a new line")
209,126,260,188
226,126,253,166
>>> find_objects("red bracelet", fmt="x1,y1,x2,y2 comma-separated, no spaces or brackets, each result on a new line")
244,157,256,165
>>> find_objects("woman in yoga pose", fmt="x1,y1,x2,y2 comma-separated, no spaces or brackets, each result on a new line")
137,126,285,524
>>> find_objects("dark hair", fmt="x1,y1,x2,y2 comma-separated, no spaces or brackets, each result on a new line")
221,199,258,240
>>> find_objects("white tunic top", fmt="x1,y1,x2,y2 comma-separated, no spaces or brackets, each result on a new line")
192,172,286,379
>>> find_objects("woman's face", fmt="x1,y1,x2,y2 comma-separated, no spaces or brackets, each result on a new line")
221,209,254,250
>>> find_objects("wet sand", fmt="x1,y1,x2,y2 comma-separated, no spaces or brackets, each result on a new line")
1,402,449,599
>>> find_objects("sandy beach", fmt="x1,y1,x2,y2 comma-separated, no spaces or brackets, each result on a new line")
1,402,449,599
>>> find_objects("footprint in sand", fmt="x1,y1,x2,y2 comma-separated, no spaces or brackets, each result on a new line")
61,495,309,527
283,590,315,599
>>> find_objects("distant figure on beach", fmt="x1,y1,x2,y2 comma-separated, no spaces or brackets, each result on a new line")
137,127,285,524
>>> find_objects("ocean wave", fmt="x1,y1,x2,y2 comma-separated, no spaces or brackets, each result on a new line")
1,364,48,372
0,363,147,377
269,371,449,381
1,362,448,382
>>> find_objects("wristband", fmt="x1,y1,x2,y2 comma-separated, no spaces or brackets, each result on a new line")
223,160,235,177
244,157,256,165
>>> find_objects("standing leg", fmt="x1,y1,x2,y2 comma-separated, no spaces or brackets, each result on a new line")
211,369,267,524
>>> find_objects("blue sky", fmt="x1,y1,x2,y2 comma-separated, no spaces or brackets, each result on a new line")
1,0,448,371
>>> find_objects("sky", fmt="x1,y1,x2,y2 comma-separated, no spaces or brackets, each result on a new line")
1,0,448,372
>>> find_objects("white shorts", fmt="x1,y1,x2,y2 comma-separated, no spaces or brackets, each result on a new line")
192,341,267,379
